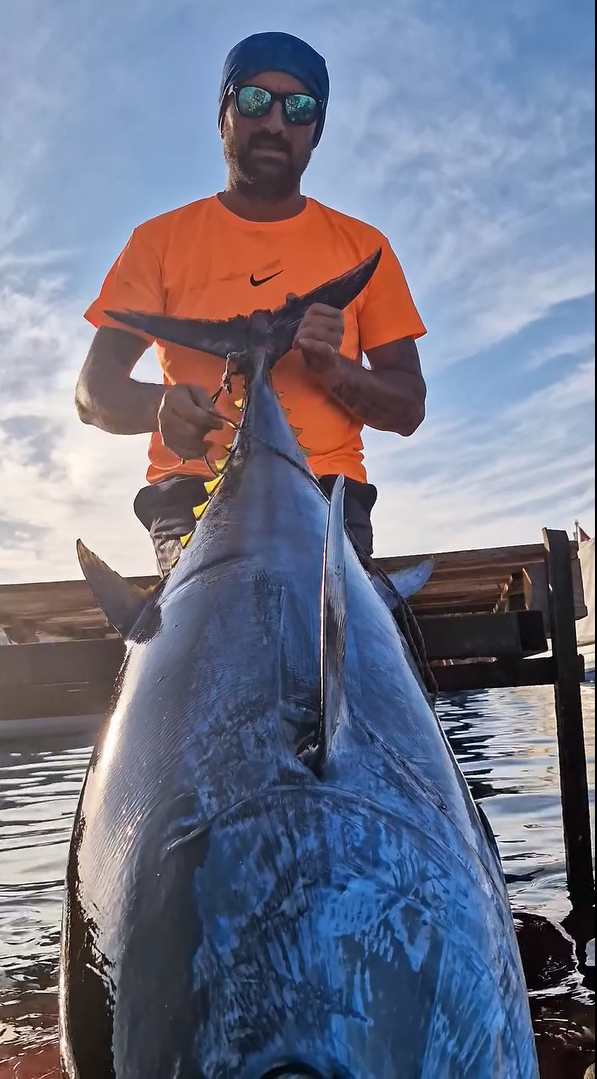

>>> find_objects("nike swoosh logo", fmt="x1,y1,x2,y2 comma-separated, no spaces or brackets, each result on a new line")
250,270,283,287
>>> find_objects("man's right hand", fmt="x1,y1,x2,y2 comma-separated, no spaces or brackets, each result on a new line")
158,384,224,461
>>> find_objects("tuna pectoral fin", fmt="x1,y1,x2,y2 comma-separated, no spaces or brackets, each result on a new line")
388,558,434,599
76,539,150,638
370,557,435,609
301,477,347,776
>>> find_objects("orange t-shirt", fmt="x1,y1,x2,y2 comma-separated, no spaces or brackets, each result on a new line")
84,195,426,484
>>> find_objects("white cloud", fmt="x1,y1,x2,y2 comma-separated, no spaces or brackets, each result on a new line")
308,6,595,370
369,358,595,556
0,274,162,582
526,331,595,370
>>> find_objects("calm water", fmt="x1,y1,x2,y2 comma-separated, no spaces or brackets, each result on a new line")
0,686,594,1078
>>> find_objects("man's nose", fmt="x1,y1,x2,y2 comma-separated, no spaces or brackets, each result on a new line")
259,101,286,135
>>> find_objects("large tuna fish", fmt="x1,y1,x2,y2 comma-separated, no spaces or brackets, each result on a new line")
59,253,539,1078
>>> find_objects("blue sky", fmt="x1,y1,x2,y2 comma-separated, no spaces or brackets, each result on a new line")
0,0,594,582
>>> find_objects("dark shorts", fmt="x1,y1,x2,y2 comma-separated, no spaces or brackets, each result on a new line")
134,473,378,576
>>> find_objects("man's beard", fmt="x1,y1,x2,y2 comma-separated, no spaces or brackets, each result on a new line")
223,130,312,201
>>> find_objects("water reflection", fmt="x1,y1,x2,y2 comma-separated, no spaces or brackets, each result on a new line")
0,690,594,1077
437,685,596,1078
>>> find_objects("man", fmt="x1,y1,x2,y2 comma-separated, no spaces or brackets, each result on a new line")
76,31,427,576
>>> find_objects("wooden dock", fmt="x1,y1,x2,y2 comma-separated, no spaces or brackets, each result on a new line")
0,527,594,907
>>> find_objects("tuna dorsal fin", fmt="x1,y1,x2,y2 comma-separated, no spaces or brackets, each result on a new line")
302,477,347,776
76,539,150,638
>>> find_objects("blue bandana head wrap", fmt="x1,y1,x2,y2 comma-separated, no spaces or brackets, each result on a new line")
218,31,330,148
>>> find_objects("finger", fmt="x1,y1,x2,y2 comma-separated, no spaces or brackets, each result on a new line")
295,338,337,361
169,397,223,426
294,330,338,350
303,303,345,319
187,384,219,412
169,398,224,431
296,327,342,349
164,438,210,461
299,313,342,330
296,314,343,338
161,415,210,442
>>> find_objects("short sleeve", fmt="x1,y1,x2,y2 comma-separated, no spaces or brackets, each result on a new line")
84,225,164,343
358,235,426,353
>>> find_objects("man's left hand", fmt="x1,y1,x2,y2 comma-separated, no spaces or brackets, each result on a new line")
294,303,344,373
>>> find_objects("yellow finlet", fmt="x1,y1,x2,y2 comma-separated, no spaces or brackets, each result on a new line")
215,458,228,472
205,475,223,494
192,501,209,519
234,399,245,410
180,531,194,548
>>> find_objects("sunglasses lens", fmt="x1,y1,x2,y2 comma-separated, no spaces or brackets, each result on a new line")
236,87,319,126
237,86,272,117
284,94,319,125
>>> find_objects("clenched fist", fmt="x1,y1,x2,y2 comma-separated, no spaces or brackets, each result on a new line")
294,303,345,372
158,384,223,461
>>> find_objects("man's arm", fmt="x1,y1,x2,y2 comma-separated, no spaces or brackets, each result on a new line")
75,326,163,434
294,302,426,436
75,326,225,459
311,337,426,436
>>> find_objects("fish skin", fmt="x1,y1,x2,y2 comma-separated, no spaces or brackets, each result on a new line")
59,258,539,1078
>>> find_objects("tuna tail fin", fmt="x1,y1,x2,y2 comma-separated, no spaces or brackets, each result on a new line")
76,539,150,639
266,247,382,366
104,248,382,368
301,476,348,776
103,309,252,361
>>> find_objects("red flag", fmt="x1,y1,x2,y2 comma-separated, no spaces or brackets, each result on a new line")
578,524,591,542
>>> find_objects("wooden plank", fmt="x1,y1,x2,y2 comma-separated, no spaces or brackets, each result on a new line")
410,579,510,599
0,682,114,722
0,575,156,640
418,611,546,661
522,560,588,634
0,541,571,623
0,574,156,614
495,572,526,613
404,562,524,580
1,540,582,640
433,656,583,693
543,529,594,907
1,656,583,721
411,597,506,616
0,611,548,690
0,638,125,686
376,541,567,576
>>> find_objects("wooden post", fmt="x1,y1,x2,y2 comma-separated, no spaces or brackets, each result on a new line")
543,528,594,907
